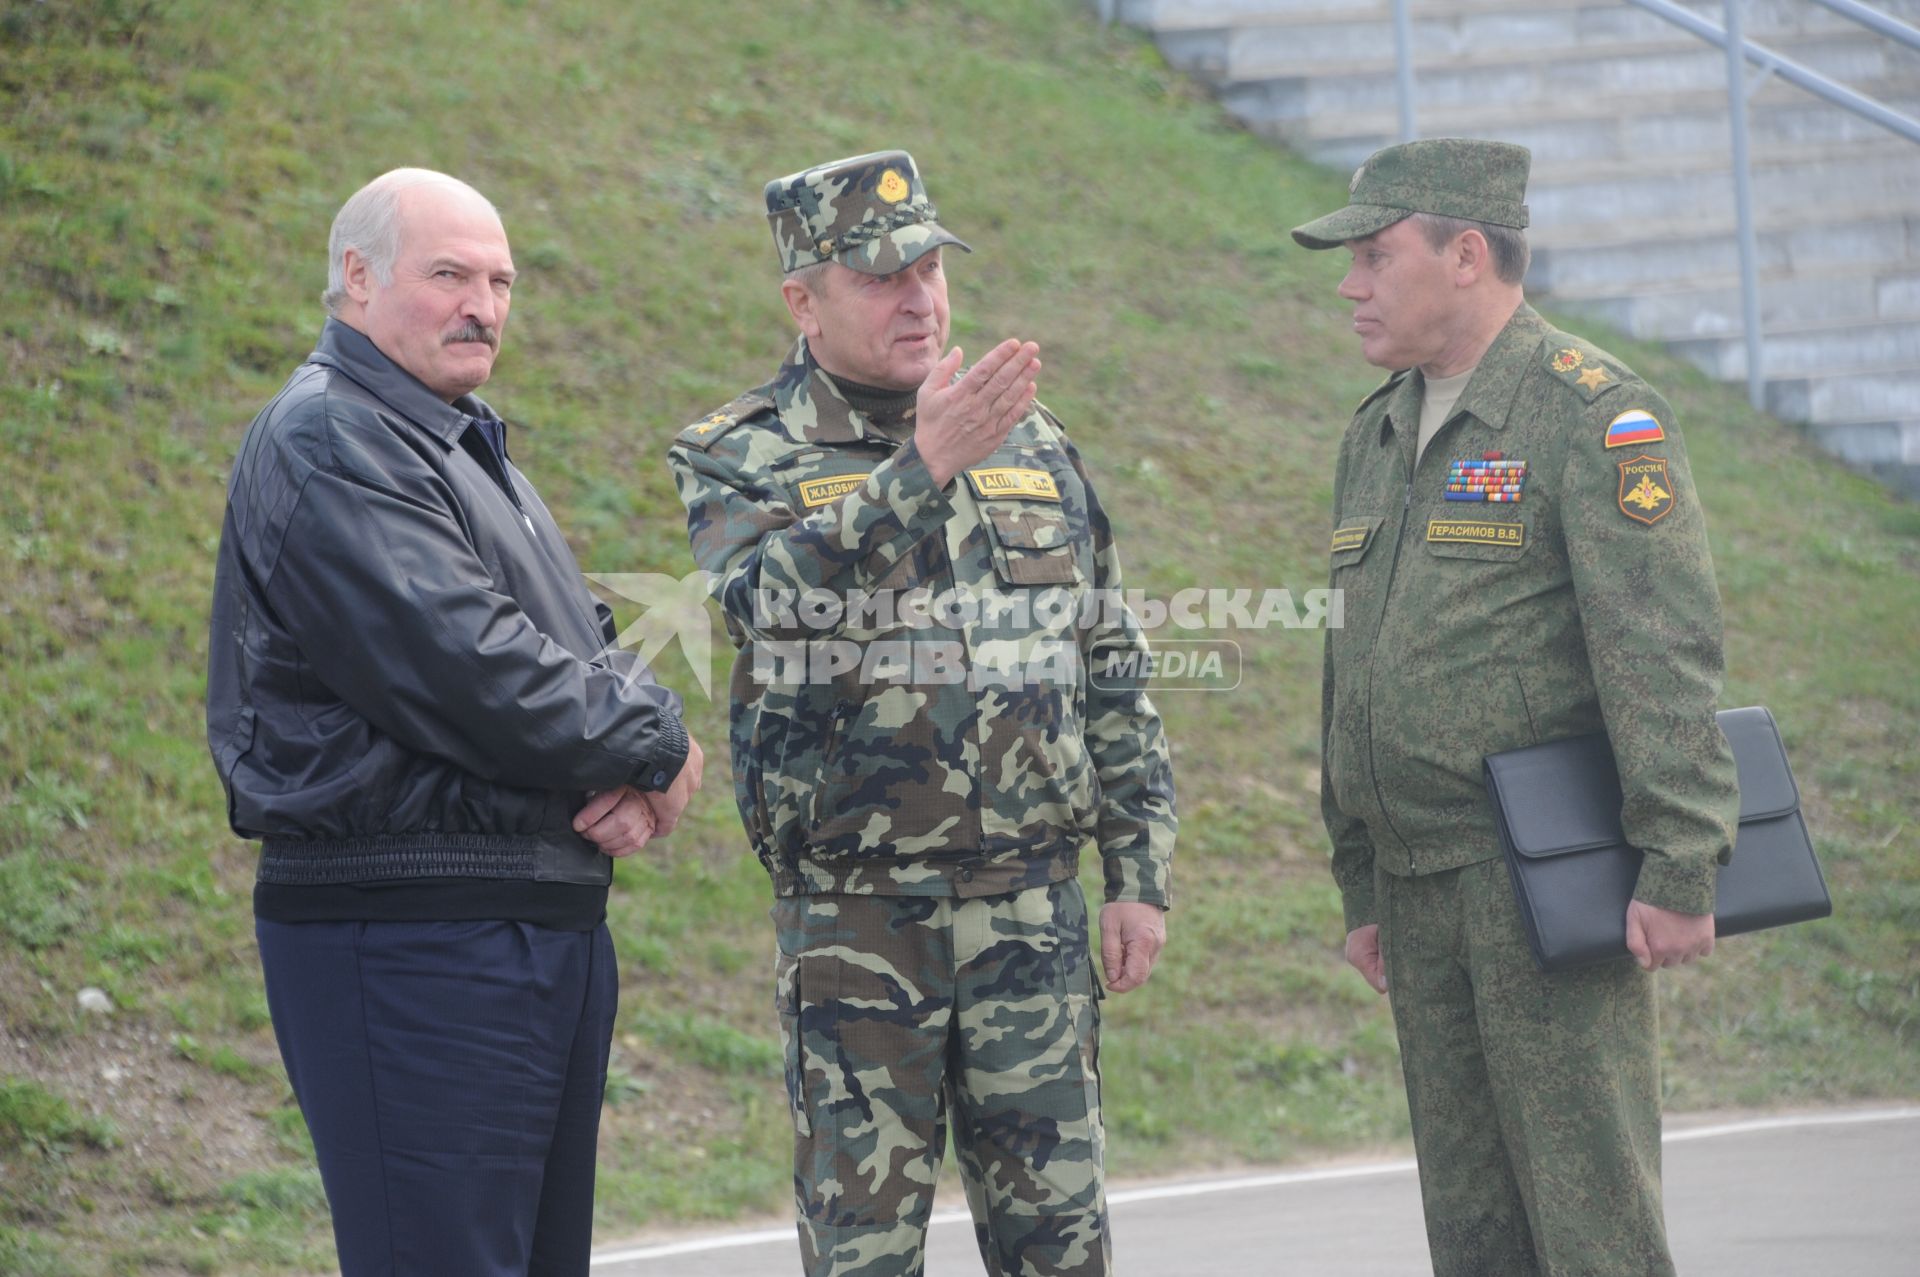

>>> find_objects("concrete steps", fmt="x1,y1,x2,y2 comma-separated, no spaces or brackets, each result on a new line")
1177,17,1920,84
1305,84,1920,165
1108,0,1920,495
1614,275,1893,338
1141,0,1920,77
1214,35,1918,128
1526,144,1920,230
1292,81,1920,166
1669,317,1920,377
1122,0,1920,34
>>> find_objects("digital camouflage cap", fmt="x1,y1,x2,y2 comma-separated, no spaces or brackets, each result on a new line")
765,149,972,276
1292,138,1531,250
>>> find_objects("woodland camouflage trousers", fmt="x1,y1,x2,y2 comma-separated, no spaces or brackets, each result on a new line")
773,879,1109,1277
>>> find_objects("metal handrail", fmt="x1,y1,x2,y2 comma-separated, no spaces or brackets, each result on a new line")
1625,0,1920,405
1806,0,1920,51
1626,0,1920,145
1378,0,1917,409
1723,0,1767,409
1103,0,1919,408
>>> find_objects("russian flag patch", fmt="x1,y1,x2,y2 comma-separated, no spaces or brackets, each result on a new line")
1605,409,1665,449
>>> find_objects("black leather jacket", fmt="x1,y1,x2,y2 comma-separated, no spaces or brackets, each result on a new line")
207,320,688,891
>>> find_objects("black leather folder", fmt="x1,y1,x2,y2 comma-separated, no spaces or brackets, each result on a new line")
1484,705,1832,972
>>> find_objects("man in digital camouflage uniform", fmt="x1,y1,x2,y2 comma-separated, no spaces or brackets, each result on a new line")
666,150,1177,1277
1298,139,1741,1276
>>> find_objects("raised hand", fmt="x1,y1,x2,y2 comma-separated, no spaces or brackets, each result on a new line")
915,339,1042,488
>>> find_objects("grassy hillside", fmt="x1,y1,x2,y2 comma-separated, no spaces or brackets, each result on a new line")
2,0,1915,1271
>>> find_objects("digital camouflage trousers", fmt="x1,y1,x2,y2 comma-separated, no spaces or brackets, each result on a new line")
1381,858,1674,1277
772,878,1109,1277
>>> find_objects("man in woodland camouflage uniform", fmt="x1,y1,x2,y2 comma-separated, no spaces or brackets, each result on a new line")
1300,138,1741,1276
666,151,1177,1276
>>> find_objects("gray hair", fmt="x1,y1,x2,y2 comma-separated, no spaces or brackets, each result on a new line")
786,258,835,295
1412,212,1530,285
321,168,501,316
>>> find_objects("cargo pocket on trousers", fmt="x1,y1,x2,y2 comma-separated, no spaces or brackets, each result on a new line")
774,946,812,1138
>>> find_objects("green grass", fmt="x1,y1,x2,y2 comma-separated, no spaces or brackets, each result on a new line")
0,1077,117,1158
2,0,1915,1269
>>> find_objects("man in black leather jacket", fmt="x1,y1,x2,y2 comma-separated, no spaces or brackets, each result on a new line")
205,167,702,1277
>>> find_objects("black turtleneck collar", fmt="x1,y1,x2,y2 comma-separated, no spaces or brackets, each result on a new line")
825,370,918,432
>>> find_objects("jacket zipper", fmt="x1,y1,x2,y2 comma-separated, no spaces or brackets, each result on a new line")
470,420,536,537
497,468,535,537
469,423,604,647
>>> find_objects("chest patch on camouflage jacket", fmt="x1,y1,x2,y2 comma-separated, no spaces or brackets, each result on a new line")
1427,518,1525,547
796,473,872,508
965,467,1060,501
1331,524,1372,554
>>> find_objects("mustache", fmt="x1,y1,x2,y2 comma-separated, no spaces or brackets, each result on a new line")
445,321,498,348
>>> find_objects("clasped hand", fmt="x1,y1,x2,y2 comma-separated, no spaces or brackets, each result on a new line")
571,735,706,857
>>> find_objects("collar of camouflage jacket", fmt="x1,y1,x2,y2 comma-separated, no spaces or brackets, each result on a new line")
1377,302,1547,447
769,336,907,449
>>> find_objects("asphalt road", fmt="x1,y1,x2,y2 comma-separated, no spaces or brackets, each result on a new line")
591,1106,1920,1276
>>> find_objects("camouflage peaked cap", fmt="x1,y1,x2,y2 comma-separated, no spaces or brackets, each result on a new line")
764,149,971,275
1291,138,1531,250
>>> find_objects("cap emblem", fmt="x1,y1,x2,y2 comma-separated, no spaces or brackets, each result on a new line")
876,169,910,203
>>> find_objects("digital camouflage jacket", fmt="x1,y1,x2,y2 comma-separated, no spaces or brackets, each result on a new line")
1321,306,1740,932
668,338,1176,904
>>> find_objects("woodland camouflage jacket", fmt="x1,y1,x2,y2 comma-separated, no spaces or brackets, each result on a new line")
669,338,1176,905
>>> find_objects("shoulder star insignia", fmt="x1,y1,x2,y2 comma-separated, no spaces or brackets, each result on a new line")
1576,366,1610,391
676,390,775,452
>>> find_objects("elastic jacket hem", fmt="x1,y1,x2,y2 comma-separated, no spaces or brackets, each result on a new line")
259,832,611,887
770,841,1083,900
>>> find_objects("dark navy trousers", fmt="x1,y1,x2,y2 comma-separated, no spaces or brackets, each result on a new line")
256,919,617,1277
